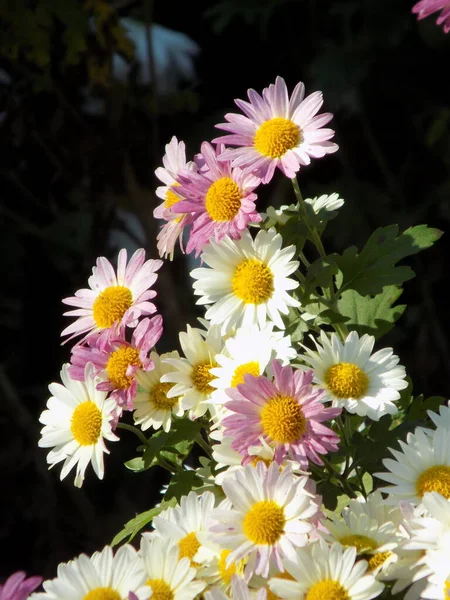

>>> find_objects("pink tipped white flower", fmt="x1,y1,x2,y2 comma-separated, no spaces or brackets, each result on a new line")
223,359,341,468
69,315,163,410
61,248,162,344
172,142,262,257
213,76,338,184
412,0,450,33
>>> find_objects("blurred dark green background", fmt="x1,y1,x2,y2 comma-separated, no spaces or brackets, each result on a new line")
0,0,449,582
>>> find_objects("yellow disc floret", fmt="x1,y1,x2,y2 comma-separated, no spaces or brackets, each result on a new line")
306,580,350,600
205,177,242,222
261,395,306,443
232,259,274,304
146,579,174,600
178,531,201,564
218,549,241,586
254,117,300,158
150,382,179,410
367,551,392,572
164,184,181,210
231,361,260,387
71,401,102,446
339,534,378,553
416,465,450,499
92,285,133,329
243,500,285,545
83,588,121,600
444,580,450,600
325,362,369,399
191,361,217,394
106,346,141,389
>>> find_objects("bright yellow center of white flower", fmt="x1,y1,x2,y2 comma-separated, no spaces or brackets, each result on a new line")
106,346,141,389
191,361,217,394
231,361,260,387
254,117,300,158
243,500,285,544
92,285,133,329
306,580,350,600
178,531,201,564
83,588,120,600
147,579,174,600
150,382,179,410
339,534,378,553
367,551,392,571
232,259,274,304
218,549,242,586
205,176,242,222
71,401,102,446
325,362,369,399
164,183,181,209
443,580,450,599
416,465,450,499
261,394,306,443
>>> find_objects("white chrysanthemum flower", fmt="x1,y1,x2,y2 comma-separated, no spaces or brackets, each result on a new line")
427,401,450,429
31,545,149,600
269,540,384,599
375,426,450,506
152,491,216,567
209,462,319,579
191,229,300,335
204,575,263,600
38,363,119,488
139,534,205,600
421,542,450,600
261,204,297,228
299,330,407,421
133,351,187,432
304,192,344,215
161,325,223,418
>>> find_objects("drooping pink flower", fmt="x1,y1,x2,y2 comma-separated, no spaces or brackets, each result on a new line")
62,249,162,345
172,142,262,257
412,0,450,32
69,315,163,410
213,76,338,184
222,359,341,468
0,571,42,600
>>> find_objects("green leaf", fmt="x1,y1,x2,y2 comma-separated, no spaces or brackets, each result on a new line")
333,224,443,295
407,395,447,423
337,285,406,339
164,471,203,502
306,257,339,290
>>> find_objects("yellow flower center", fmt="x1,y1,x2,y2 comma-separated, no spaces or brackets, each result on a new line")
306,581,350,600
325,362,369,399
231,361,260,387
149,382,179,410
339,534,378,553
106,346,141,389
232,259,274,305
416,465,450,499
254,117,300,158
191,361,217,394
146,579,174,600
83,588,121,600
218,550,238,586
164,184,181,210
444,580,450,599
178,532,201,565
243,500,285,545
261,394,306,443
92,285,133,329
367,551,392,571
71,401,102,446
205,177,242,222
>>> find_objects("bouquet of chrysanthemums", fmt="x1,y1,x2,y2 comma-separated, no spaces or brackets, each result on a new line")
18,71,450,600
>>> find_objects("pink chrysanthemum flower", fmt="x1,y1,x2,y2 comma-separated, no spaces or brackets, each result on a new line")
62,248,162,344
69,315,163,410
154,136,197,259
173,142,262,257
412,0,450,32
223,360,341,468
0,571,42,600
213,76,338,184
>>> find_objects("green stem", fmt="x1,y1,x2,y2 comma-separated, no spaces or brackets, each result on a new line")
195,433,213,458
158,456,180,474
291,177,326,258
116,422,148,446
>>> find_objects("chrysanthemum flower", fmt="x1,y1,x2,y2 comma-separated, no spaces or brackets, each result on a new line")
69,315,163,410
209,462,320,578
154,136,198,260
412,0,450,33
38,363,119,487
172,142,261,256
223,360,341,467
213,76,338,184
139,534,205,599
31,545,149,600
299,330,408,421
268,539,384,599
62,248,162,344
375,426,450,505
191,228,300,335
204,576,262,600
0,571,42,600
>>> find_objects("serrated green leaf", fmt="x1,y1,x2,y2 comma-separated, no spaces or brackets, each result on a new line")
163,471,203,502
306,257,339,289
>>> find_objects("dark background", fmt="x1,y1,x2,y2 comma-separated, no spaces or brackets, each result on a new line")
0,0,449,583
